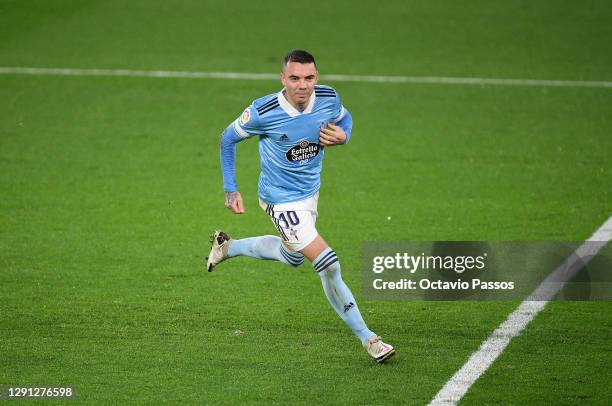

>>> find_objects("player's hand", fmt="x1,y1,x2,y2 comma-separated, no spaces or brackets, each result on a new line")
319,123,346,146
225,191,245,214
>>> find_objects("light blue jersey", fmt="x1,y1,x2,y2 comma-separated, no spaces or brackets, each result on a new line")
220,85,352,204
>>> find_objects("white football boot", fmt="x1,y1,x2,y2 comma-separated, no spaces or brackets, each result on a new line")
206,231,231,272
364,335,395,363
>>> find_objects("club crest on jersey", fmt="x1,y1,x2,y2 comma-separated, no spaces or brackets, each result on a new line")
286,140,320,165
240,109,251,126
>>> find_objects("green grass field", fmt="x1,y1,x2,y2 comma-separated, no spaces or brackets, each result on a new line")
1,1,611,404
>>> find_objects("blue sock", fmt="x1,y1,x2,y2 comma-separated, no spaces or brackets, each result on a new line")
228,235,304,267
313,248,376,344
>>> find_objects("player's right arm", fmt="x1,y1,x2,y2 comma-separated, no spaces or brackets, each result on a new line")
219,105,262,214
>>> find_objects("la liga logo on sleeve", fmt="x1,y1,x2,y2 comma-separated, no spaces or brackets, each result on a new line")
240,109,251,126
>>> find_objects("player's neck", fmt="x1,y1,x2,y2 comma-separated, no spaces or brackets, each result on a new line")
282,90,309,111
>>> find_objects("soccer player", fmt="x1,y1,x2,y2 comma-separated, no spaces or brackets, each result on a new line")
208,50,394,363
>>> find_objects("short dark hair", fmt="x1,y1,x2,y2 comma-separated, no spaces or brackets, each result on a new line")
284,50,316,67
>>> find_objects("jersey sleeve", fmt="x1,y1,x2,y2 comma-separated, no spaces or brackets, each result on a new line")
219,103,263,192
330,93,347,123
232,104,264,139
219,124,242,192
329,92,352,143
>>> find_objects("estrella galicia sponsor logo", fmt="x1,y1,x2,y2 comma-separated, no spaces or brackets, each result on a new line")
286,140,320,165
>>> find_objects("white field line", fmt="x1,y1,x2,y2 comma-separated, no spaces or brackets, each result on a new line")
428,216,612,406
1,67,612,89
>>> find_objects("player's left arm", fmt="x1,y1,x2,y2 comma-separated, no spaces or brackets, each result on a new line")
319,93,353,146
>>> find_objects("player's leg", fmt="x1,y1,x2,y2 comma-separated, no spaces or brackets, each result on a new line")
300,236,374,342
206,232,304,272
228,234,304,266
300,235,395,363
206,199,308,272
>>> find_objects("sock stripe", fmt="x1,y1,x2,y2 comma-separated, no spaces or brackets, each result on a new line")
280,247,304,265
279,247,293,263
316,257,338,273
315,254,339,272
315,255,338,272
280,244,304,265
280,243,302,257
313,250,335,267
281,245,304,260
316,255,337,271
313,250,334,266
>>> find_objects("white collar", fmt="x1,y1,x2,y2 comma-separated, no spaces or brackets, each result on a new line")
277,89,316,117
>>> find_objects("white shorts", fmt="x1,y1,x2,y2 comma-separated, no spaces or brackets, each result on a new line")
259,193,319,251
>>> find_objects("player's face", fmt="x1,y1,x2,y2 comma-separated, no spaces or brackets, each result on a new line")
281,62,318,109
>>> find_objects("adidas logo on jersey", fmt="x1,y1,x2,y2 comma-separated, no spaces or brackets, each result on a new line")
280,134,289,142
